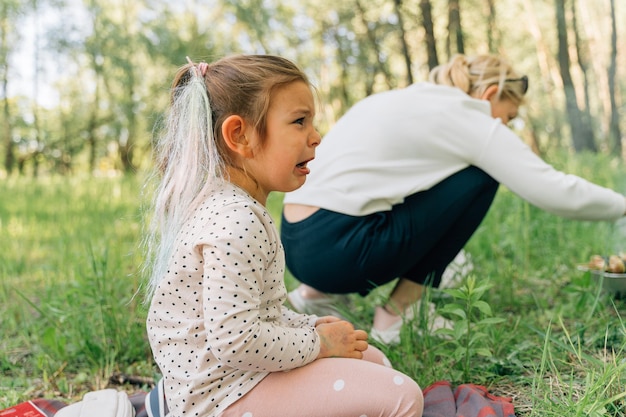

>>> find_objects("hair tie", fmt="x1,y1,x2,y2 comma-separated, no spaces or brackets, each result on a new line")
197,62,208,76
185,56,208,77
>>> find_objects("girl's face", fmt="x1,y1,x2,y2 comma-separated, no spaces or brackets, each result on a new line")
244,81,321,204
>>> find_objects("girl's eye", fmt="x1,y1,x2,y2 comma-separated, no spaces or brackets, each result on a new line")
294,117,305,125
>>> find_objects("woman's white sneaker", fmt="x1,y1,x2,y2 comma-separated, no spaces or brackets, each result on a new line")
287,288,350,319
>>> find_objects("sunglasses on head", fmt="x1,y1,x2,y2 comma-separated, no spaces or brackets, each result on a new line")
505,75,529,95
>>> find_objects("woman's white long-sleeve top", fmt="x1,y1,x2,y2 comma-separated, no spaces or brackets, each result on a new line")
284,82,625,221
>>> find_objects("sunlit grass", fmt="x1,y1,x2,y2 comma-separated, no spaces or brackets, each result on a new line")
1,151,625,415
0,175,150,402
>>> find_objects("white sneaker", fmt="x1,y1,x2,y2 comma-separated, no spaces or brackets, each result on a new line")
370,308,403,344
287,288,350,319
370,301,453,345
440,250,474,289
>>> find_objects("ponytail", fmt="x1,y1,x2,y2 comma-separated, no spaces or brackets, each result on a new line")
429,55,472,94
429,54,526,105
143,59,225,300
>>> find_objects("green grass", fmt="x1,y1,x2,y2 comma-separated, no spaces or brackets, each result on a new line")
0,175,153,401
1,151,625,415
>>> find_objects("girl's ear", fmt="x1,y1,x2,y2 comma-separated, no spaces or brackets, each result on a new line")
222,115,254,158
480,84,499,101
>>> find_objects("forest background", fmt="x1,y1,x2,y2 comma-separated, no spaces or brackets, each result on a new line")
2,0,626,416
0,0,624,175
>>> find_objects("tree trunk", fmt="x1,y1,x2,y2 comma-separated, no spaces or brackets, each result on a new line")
484,0,498,52
570,0,595,149
2,76,13,175
525,118,543,157
1,17,13,175
607,0,622,156
331,26,352,111
355,0,393,89
31,0,41,177
0,0,14,175
393,0,414,85
447,0,464,58
521,0,564,150
116,4,137,174
118,65,137,173
86,53,102,173
554,0,595,152
419,0,439,70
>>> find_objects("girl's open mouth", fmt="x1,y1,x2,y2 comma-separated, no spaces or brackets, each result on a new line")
295,158,312,174
296,158,313,169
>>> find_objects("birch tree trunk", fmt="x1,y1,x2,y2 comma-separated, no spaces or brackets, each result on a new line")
521,0,564,149
570,0,595,147
419,0,439,70
0,1,15,174
447,0,464,58
555,0,595,152
393,0,414,85
484,0,499,52
355,0,394,89
607,0,622,156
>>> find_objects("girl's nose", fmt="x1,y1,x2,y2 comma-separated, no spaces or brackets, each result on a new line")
309,129,321,147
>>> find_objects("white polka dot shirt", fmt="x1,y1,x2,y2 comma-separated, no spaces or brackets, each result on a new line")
147,183,321,417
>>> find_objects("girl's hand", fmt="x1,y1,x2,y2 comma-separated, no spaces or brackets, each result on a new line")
315,315,342,326
315,320,369,360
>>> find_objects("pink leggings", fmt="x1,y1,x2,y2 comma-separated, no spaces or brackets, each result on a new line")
220,346,424,417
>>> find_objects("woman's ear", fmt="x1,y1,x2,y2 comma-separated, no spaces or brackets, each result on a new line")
222,115,254,158
480,85,500,101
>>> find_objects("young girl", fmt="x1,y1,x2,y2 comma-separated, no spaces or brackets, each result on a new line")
143,55,423,417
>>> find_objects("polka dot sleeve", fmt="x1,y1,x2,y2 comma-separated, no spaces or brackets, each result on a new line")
198,198,320,372
281,305,319,328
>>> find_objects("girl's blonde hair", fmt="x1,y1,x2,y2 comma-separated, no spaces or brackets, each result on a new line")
143,54,310,299
429,54,526,105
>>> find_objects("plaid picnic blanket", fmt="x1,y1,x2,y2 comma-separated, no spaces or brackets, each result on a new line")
423,380,516,417
24,380,515,417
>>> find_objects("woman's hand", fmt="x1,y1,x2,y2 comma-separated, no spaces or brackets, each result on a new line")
315,320,369,360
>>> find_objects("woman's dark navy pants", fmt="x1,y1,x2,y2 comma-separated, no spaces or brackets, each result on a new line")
280,166,499,295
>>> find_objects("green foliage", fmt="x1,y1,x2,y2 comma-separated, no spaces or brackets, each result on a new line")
2,0,625,175
437,276,506,381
